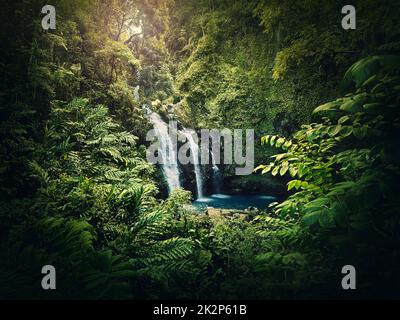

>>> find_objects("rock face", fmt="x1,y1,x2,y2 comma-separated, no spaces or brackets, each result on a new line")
222,174,287,198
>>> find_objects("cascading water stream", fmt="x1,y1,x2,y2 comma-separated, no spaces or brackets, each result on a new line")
147,111,181,192
182,129,204,199
134,70,140,101
134,85,139,101
138,75,181,193
139,80,206,199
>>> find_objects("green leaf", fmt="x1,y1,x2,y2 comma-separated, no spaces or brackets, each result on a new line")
361,75,379,90
340,100,362,113
313,102,339,114
341,55,400,91
261,136,269,145
330,124,342,136
276,137,285,148
287,180,300,191
271,166,279,176
301,181,309,189
275,153,288,161
289,167,298,177
283,140,292,149
363,103,384,113
302,211,321,226
262,165,272,174
279,165,288,176
338,115,350,124
270,135,276,147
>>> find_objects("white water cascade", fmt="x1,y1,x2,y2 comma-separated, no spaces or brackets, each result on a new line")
137,75,180,193
139,88,208,199
133,85,140,101
134,70,140,101
147,111,181,192
182,129,204,199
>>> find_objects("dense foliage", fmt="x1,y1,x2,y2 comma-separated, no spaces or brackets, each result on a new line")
0,0,399,299
256,55,400,297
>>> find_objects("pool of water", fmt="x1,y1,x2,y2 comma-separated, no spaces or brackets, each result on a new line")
192,193,276,211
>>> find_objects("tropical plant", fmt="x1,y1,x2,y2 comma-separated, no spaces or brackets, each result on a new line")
256,55,400,296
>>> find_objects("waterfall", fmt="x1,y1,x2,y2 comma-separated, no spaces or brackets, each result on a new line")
134,69,140,101
140,75,205,198
138,73,182,194
182,129,204,199
211,151,222,194
134,85,140,101
147,111,181,192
